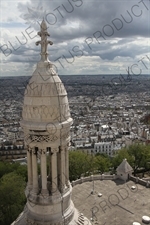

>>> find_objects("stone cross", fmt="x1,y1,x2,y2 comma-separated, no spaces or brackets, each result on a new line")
36,19,53,61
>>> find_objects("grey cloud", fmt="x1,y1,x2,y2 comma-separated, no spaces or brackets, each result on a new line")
16,0,150,49
2,0,149,74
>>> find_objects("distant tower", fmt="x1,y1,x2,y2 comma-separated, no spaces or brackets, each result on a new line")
116,158,133,181
12,20,91,225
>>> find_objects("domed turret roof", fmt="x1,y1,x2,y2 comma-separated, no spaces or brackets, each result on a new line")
21,20,72,131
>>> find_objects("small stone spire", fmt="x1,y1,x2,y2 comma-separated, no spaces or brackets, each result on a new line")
36,19,53,61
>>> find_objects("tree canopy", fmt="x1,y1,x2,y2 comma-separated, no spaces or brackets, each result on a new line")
0,172,26,225
112,144,150,175
0,161,27,181
69,151,111,181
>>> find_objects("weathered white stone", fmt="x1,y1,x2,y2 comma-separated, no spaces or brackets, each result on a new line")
12,20,90,225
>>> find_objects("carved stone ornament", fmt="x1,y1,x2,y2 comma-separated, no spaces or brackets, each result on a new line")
25,134,58,144
35,19,53,62
51,148,58,153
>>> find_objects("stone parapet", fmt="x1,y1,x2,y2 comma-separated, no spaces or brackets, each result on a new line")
72,174,117,187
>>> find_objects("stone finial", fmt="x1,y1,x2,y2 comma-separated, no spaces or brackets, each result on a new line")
36,19,53,61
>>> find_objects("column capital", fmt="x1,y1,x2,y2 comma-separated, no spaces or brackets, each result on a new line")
32,149,36,155
39,149,46,155
60,145,68,151
27,147,33,153
51,147,58,153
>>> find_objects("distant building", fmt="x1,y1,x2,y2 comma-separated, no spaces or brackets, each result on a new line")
0,141,25,161
94,142,113,156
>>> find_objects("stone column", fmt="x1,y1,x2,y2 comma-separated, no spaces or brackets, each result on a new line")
32,148,38,194
40,149,48,194
60,146,65,191
65,147,69,187
51,148,58,194
47,148,51,193
57,149,61,192
27,148,32,189
48,148,51,178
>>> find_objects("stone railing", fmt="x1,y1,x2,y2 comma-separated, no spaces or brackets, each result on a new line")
71,174,116,187
129,175,150,188
71,174,150,188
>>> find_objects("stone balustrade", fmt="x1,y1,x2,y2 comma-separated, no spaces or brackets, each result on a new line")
71,174,116,187
129,175,150,188
71,174,150,188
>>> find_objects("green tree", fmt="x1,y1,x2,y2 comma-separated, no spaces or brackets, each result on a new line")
112,144,150,176
0,172,26,225
112,148,133,170
127,144,150,176
0,161,27,181
15,164,27,182
95,154,111,174
0,161,14,178
69,151,94,181
141,145,150,176
69,151,111,180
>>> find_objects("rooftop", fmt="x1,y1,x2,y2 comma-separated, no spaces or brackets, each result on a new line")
72,179,150,224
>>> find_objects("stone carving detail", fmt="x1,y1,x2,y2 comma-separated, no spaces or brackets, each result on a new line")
77,213,85,224
25,83,67,97
51,148,58,153
61,104,70,120
22,104,70,121
25,135,58,144
32,135,58,143
35,19,53,62
37,149,46,155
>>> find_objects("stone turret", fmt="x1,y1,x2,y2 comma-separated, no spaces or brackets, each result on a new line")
117,158,133,181
12,20,91,225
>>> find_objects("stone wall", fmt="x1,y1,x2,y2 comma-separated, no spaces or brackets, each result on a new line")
71,174,150,188
129,175,150,188
71,174,116,187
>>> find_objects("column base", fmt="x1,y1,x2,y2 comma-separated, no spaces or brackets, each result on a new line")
41,189,49,195
31,188,39,195
59,184,66,193
27,184,33,190
51,189,60,196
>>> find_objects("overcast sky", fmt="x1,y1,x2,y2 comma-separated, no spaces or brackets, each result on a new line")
0,0,150,76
